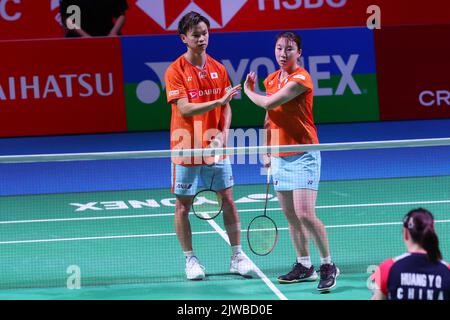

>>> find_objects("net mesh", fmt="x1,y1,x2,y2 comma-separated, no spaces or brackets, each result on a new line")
0,138,450,293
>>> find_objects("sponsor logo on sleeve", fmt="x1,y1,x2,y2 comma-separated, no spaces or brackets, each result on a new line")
168,89,180,96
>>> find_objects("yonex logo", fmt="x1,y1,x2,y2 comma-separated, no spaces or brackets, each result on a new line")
135,0,248,30
177,183,193,190
302,54,362,96
69,194,279,211
308,180,314,185
135,53,364,105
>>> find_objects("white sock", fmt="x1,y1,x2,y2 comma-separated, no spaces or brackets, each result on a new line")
232,245,242,255
184,251,195,259
297,256,312,268
320,256,332,265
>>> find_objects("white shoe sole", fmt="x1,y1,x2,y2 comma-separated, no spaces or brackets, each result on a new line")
317,268,340,292
230,268,258,278
187,273,205,281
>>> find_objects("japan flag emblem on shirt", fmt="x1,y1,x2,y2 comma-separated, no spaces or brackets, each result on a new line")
210,72,218,79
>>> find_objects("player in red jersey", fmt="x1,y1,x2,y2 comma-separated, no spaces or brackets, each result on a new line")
164,11,256,281
243,31,338,292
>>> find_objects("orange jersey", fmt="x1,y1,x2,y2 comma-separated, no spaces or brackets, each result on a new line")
165,54,231,165
264,67,318,156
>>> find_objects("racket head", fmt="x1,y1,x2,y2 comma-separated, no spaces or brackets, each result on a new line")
247,215,278,256
191,189,223,220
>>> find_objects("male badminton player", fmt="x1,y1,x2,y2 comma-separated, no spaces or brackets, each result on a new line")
164,11,256,280
243,31,339,291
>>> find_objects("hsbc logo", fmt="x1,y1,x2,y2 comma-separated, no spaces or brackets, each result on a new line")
135,0,248,30
258,0,347,11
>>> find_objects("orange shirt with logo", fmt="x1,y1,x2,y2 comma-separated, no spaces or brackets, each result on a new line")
165,54,231,165
264,67,318,156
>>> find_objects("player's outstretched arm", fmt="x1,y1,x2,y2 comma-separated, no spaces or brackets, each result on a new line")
176,85,241,117
243,72,307,110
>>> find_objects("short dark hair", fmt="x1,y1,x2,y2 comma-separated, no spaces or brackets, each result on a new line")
275,31,302,50
178,11,210,35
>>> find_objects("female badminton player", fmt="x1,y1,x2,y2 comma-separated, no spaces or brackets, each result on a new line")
243,31,339,292
371,208,450,300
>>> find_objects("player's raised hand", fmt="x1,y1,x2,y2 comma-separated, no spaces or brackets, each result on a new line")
244,72,257,93
217,84,241,106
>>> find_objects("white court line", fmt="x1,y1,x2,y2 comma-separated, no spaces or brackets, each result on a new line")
316,199,450,209
0,213,174,225
204,217,288,300
233,219,450,232
1,219,449,245
1,199,450,225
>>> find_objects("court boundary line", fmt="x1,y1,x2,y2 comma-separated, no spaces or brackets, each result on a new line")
2,199,449,225
1,219,449,245
204,218,288,300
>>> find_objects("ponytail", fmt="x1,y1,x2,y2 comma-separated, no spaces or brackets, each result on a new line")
420,225,442,263
404,208,442,263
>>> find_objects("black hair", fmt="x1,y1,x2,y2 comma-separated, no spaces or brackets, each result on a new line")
275,31,302,50
178,11,210,35
403,208,442,263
